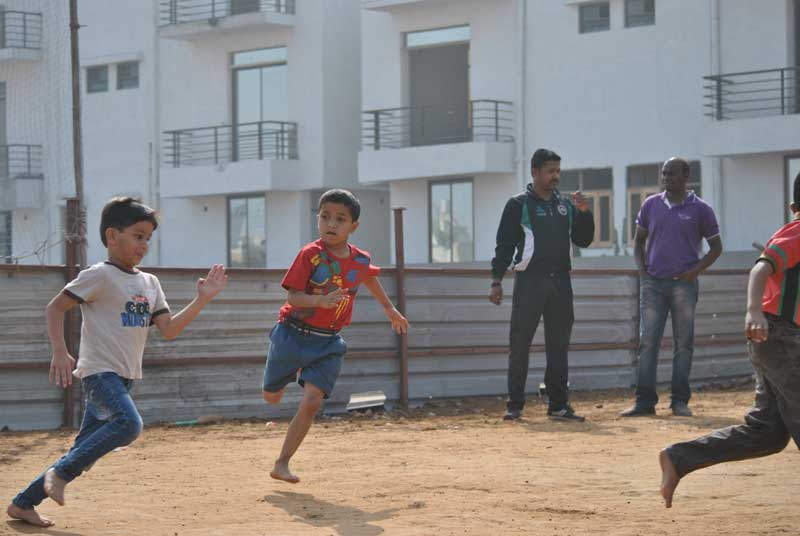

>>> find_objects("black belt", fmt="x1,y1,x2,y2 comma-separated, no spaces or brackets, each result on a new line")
282,318,339,337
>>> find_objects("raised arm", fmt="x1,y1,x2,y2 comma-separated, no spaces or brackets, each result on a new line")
47,292,79,388
570,191,595,248
152,264,228,340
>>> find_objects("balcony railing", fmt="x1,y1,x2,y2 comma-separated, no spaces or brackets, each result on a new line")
703,67,799,120
362,99,514,150
0,145,43,179
163,121,298,167
0,10,43,50
159,0,295,26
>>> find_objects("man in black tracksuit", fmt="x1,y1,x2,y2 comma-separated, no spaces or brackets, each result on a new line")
490,148,595,421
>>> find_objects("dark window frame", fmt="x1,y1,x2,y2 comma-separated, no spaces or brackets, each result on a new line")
579,2,610,34
86,65,109,94
116,61,140,90
625,0,655,28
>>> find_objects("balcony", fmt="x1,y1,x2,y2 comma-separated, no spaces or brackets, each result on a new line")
158,0,295,40
0,145,44,211
702,67,800,156
359,99,515,184
0,10,43,63
362,0,454,11
160,120,300,197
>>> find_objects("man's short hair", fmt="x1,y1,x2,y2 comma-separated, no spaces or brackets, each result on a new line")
99,197,158,246
318,189,361,221
531,148,561,171
794,171,800,207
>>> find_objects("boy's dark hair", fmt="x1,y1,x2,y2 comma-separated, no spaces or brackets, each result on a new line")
794,172,800,207
318,189,361,221
99,197,159,246
531,148,561,171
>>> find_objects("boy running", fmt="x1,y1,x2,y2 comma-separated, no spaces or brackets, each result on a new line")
6,197,227,527
659,172,800,507
263,189,409,484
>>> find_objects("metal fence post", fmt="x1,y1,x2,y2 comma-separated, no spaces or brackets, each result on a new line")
373,112,380,150
715,76,723,120
393,207,409,407
258,122,263,160
63,198,81,428
170,0,178,24
214,127,219,164
172,132,180,167
780,69,786,115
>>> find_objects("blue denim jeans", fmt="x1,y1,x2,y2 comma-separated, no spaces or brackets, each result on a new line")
13,372,143,509
634,276,699,408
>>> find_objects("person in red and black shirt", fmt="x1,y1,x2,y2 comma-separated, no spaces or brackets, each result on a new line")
263,189,408,485
658,172,800,508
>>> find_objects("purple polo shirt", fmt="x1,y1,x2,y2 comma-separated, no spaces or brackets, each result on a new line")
636,191,720,279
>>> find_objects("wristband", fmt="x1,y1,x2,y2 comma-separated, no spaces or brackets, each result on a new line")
490,282,502,288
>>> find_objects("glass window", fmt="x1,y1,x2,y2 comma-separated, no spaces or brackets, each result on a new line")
232,47,289,159
87,65,108,93
406,25,470,49
228,196,266,267
430,180,474,263
230,0,261,15
117,61,139,90
0,211,10,263
561,168,614,247
625,0,655,28
579,3,610,33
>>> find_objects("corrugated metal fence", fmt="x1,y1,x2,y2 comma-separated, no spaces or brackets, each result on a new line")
0,264,751,430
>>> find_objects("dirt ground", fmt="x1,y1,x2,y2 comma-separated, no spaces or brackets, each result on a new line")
2,386,799,536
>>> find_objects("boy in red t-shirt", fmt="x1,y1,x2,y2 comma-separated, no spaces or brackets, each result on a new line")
658,172,800,508
263,189,409,483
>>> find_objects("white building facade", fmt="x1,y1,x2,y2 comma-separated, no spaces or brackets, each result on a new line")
1,0,390,268
359,0,800,264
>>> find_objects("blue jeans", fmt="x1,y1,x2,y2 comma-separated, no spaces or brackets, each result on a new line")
13,372,143,509
634,276,699,408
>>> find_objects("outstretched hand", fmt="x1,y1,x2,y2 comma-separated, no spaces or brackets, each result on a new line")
385,305,409,334
197,264,228,302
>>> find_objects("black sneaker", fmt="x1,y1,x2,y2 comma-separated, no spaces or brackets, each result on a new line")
547,405,585,422
503,409,522,421
670,402,693,417
619,405,656,417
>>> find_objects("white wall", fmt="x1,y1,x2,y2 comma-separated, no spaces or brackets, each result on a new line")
720,155,786,251
153,196,226,267
718,0,791,73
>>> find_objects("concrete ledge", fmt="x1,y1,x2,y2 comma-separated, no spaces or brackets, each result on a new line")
703,114,800,156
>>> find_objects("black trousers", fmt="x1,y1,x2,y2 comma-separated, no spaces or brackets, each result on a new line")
507,271,574,411
666,315,800,478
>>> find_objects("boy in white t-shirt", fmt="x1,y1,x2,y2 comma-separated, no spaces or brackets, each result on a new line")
6,197,227,527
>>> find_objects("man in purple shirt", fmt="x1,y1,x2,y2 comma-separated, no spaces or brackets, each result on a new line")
621,157,722,418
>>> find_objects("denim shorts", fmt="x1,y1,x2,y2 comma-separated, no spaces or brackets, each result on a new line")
262,322,347,398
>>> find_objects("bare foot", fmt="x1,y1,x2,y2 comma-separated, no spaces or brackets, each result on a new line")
270,460,300,484
44,468,67,506
659,448,680,508
6,503,54,527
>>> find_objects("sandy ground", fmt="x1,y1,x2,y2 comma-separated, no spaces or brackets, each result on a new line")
2,386,799,536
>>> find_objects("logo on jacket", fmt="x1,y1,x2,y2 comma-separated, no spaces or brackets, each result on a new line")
557,204,568,216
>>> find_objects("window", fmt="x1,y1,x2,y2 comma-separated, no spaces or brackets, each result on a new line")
231,47,289,159
625,0,655,27
626,161,702,244
116,61,139,90
560,168,614,247
579,3,610,33
230,0,261,15
430,180,473,263
0,211,10,263
228,196,266,267
86,65,108,93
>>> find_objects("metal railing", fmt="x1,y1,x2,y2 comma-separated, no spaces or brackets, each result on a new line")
703,67,799,120
0,10,43,50
362,99,514,150
159,0,295,26
0,145,44,179
162,121,298,167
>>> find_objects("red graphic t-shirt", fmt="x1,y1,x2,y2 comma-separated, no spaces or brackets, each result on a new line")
278,240,381,331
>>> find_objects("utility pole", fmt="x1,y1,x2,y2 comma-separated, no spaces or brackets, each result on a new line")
63,0,85,428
